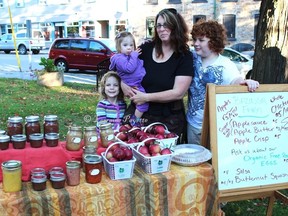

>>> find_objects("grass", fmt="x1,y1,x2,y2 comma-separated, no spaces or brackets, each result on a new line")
0,78,287,215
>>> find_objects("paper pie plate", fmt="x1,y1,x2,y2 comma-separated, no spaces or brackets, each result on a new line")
171,144,212,166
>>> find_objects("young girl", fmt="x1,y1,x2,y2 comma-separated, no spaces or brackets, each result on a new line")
109,31,148,127
96,71,127,131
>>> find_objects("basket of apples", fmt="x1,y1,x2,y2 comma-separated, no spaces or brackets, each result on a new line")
116,122,178,149
132,138,173,174
101,141,136,180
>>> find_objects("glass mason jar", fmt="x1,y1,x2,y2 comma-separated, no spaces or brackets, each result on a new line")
84,154,103,184
0,135,10,150
82,145,96,172
7,116,23,137
84,126,98,148
45,133,59,147
31,174,47,191
43,115,59,135
11,134,26,149
66,126,82,151
2,160,22,192
29,133,44,148
99,122,115,148
66,161,81,186
50,172,66,189
25,115,41,142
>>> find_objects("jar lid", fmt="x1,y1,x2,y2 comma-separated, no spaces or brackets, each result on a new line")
69,126,82,131
50,172,66,181
49,167,64,175
84,154,102,164
44,115,58,121
11,134,26,142
0,135,10,142
25,115,40,122
2,160,22,170
84,126,96,131
31,167,46,175
45,133,59,140
66,160,81,169
83,145,96,153
31,174,47,183
8,116,23,123
29,133,44,140
99,122,112,130
0,130,6,135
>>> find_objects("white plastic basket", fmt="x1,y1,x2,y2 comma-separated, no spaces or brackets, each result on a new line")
132,138,173,174
144,122,178,148
101,142,136,180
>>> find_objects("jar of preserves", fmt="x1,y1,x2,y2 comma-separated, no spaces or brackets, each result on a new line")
82,145,96,172
11,134,26,149
99,122,115,148
49,167,64,178
50,172,66,189
25,115,41,142
45,133,59,147
31,174,47,191
7,116,23,137
84,154,103,184
29,133,44,148
0,130,6,135
84,126,98,147
66,161,81,186
2,160,22,192
66,126,82,151
31,167,46,176
0,135,10,150
43,115,59,135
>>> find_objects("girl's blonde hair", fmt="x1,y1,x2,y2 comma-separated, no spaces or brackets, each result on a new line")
115,31,136,53
100,71,124,100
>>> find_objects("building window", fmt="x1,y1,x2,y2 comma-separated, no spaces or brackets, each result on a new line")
193,15,206,24
168,0,181,4
192,0,208,3
146,17,155,39
38,0,47,5
254,14,259,40
223,14,236,40
146,0,158,4
16,0,24,7
0,0,4,8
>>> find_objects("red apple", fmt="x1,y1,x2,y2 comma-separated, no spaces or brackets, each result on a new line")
112,147,126,161
155,134,165,139
165,132,177,138
151,152,161,156
139,145,149,155
139,134,149,142
119,125,130,132
116,132,128,141
143,153,151,157
136,130,146,139
108,157,118,162
154,125,166,135
107,142,119,151
149,144,161,154
161,148,172,155
122,147,133,160
127,137,138,144
106,150,113,159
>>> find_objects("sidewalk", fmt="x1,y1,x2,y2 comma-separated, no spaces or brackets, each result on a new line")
0,70,97,85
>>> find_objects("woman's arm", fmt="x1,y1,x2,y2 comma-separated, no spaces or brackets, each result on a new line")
130,76,192,105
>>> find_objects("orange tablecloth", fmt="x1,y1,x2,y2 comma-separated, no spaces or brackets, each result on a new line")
0,142,82,182
0,163,217,215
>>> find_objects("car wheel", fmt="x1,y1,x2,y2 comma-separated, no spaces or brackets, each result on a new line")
18,45,27,55
32,50,40,54
245,70,252,79
56,59,68,73
4,51,10,54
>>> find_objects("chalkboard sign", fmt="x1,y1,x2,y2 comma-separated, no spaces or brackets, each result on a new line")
202,84,288,198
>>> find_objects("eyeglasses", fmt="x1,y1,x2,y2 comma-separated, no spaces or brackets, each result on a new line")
156,23,169,30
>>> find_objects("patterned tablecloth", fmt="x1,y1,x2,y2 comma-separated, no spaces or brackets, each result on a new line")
0,162,217,216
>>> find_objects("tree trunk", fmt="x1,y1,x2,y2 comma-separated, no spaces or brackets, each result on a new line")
252,0,288,84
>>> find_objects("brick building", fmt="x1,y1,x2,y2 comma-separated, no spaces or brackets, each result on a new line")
0,0,261,47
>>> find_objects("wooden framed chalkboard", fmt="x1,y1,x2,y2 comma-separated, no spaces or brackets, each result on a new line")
201,84,288,205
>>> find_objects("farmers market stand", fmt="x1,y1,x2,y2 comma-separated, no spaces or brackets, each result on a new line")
0,142,218,215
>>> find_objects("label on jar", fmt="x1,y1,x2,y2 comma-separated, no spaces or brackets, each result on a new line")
89,136,97,142
105,134,115,141
90,169,100,176
72,137,81,144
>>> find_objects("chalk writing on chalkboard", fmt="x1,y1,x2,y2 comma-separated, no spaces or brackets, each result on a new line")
215,92,288,190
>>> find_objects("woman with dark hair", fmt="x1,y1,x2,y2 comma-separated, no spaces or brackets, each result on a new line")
187,20,259,145
122,8,194,142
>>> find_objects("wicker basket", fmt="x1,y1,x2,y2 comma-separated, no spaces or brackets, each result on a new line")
101,142,136,180
132,138,173,174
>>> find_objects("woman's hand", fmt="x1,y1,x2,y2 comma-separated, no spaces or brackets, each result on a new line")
130,89,148,105
121,82,135,98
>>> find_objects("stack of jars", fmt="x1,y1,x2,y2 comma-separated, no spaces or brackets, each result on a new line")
0,115,60,150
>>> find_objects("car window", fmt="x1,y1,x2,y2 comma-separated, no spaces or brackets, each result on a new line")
222,50,247,62
88,41,106,52
16,33,26,38
53,39,70,49
70,39,88,51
